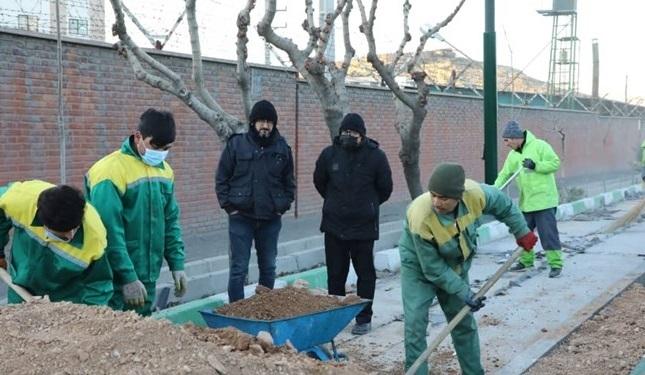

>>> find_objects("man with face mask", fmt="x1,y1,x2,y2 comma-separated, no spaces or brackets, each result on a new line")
85,108,187,315
313,113,393,335
216,99,295,303
0,181,113,305
400,163,537,374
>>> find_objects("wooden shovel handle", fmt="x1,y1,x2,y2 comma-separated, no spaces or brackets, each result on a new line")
406,247,525,375
0,267,34,302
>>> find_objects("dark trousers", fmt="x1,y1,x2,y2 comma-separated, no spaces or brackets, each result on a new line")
324,233,376,324
227,214,282,303
523,207,561,250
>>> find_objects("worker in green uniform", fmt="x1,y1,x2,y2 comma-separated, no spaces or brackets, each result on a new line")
399,163,537,375
494,120,564,278
85,108,187,316
0,181,113,305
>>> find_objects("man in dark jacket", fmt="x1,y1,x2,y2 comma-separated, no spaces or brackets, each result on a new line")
313,113,393,335
216,100,296,302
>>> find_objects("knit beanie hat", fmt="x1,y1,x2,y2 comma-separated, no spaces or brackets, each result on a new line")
427,163,466,199
502,120,524,139
249,100,278,126
339,113,366,136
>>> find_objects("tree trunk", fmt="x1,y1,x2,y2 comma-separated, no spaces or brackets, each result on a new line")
323,105,345,140
396,99,425,199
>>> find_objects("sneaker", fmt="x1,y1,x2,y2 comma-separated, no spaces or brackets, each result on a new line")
549,268,562,278
351,322,371,335
510,262,530,272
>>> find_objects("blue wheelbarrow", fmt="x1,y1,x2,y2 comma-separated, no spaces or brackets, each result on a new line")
200,299,369,361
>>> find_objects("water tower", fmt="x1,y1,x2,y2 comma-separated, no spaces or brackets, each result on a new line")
538,0,579,100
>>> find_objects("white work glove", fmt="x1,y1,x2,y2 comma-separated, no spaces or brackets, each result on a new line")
172,271,188,297
123,279,147,307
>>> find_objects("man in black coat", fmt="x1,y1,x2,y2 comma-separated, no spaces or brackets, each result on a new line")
313,113,393,335
215,100,296,302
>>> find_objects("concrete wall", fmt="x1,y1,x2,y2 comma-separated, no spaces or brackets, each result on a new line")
1,29,643,234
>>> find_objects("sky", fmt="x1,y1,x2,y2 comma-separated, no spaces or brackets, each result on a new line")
105,0,645,102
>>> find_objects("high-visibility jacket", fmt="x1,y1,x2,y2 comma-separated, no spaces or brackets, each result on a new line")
399,180,529,300
0,180,112,304
85,137,184,287
494,130,560,212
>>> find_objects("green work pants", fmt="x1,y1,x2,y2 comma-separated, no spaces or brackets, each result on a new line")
401,261,484,375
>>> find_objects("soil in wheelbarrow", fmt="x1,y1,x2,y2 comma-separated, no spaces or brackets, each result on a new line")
527,281,645,375
216,285,362,320
0,300,367,374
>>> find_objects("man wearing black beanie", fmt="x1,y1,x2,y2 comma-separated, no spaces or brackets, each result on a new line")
215,100,296,303
313,112,393,335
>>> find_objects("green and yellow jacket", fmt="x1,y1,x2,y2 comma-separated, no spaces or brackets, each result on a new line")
0,180,112,304
85,137,185,287
494,130,561,212
399,180,529,300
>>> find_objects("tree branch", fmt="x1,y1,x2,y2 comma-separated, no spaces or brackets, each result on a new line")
315,0,348,63
301,0,319,57
340,0,355,73
236,0,256,121
357,0,415,109
185,0,221,112
258,0,305,67
406,0,466,73
160,9,186,49
109,0,244,141
388,0,411,73
121,2,157,47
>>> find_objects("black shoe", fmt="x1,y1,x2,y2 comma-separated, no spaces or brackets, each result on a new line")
549,268,562,278
351,322,371,335
510,262,530,272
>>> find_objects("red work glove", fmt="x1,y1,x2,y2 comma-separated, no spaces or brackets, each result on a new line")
0,257,6,270
516,231,538,251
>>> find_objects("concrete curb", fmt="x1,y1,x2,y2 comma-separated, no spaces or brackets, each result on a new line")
154,183,642,324
372,183,643,274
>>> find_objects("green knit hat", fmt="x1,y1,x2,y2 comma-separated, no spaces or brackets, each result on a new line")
427,163,466,199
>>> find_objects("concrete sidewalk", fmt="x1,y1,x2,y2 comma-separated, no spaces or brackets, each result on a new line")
332,199,645,374
154,171,640,303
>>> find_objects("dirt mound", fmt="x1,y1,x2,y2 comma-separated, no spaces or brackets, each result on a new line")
0,301,365,374
217,286,359,320
528,282,645,374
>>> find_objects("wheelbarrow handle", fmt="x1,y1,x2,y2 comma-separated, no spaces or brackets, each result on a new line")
406,247,525,375
0,267,34,303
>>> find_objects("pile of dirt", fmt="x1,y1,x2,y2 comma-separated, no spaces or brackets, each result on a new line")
216,286,361,320
0,301,366,374
527,282,645,374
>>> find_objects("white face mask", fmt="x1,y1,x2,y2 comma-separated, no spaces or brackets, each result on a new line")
141,148,169,166
45,228,77,243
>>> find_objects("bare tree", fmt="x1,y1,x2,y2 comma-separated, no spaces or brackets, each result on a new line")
258,0,355,138
357,0,466,198
109,0,256,141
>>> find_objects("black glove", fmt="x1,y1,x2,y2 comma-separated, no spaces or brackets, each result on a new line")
464,291,486,312
522,158,536,170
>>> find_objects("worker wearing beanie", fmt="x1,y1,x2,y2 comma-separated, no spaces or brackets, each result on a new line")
399,163,537,374
494,120,564,278
216,100,296,303
313,113,393,335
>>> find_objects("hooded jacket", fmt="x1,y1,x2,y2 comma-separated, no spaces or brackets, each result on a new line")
313,136,393,240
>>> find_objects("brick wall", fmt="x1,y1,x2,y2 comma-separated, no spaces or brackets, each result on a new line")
1,30,643,234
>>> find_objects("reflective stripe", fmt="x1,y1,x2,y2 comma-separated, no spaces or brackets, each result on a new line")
407,180,486,262
11,220,88,269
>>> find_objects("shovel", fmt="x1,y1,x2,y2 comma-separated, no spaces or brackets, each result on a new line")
406,246,525,375
0,267,35,302
498,167,523,191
